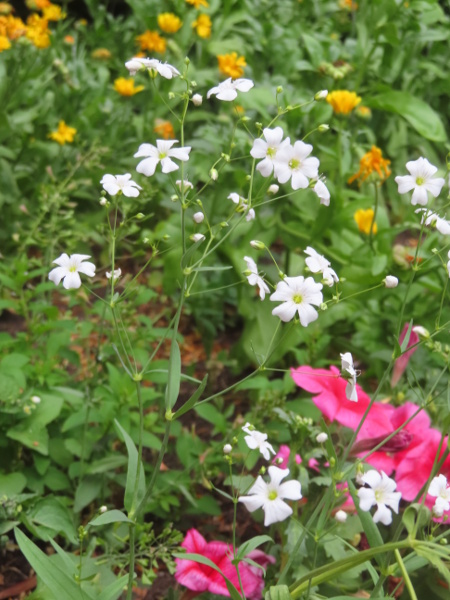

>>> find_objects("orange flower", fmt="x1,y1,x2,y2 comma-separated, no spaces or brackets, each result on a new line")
354,208,377,235
26,0,51,9
136,30,166,53
154,119,175,140
157,12,182,33
326,90,361,114
43,4,66,21
1,15,27,39
114,77,145,97
0,34,10,50
64,34,75,44
26,14,51,48
48,121,76,144
348,146,391,185
192,13,211,38
339,0,358,9
186,0,209,7
217,52,246,79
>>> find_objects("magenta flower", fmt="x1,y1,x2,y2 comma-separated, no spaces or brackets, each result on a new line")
272,445,302,469
175,529,275,599
391,324,420,387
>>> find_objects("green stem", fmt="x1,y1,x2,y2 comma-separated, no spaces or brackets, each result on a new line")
394,549,418,600
126,524,136,600
369,181,379,252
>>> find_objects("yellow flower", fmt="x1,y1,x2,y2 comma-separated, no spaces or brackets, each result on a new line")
192,13,211,38
354,208,377,235
339,0,358,9
91,47,112,60
157,13,182,34
326,90,361,114
42,4,66,21
217,52,246,79
26,14,51,48
154,119,175,140
0,15,26,39
348,146,391,186
114,77,145,97
186,0,209,8
0,34,10,50
48,121,77,145
26,0,51,9
136,30,166,53
356,105,371,119
0,3,13,15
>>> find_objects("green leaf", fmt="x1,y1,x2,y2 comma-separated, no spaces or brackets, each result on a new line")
89,509,133,526
73,476,103,513
236,535,273,561
0,472,27,496
97,575,128,600
181,239,204,269
173,374,208,418
165,339,181,410
172,553,242,600
265,585,292,600
114,420,145,514
368,91,447,142
347,480,385,567
14,528,93,600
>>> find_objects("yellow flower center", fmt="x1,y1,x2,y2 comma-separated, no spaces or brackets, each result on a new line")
289,158,300,170
159,152,167,159
69,266,77,273
267,146,276,158
268,490,278,500
415,177,425,186
293,294,303,304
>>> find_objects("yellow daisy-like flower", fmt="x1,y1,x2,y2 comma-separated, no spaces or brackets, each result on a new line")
0,34,11,50
154,119,175,140
48,120,77,145
192,13,211,38
186,0,209,8
0,3,13,15
1,15,26,40
136,30,166,53
348,146,391,186
42,4,66,21
157,12,182,34
354,208,377,235
326,90,361,114
217,52,246,79
91,47,112,60
26,14,51,48
114,77,145,97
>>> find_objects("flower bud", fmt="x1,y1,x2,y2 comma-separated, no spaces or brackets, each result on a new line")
318,123,330,132
191,233,205,243
193,212,204,223
412,325,430,339
99,505,108,513
170,194,178,202
384,275,398,288
276,86,283,94
250,240,265,250
209,168,218,181
268,184,279,194
136,213,145,220
335,510,347,523
168,91,175,100
31,395,41,404
314,89,328,101
192,93,202,106
223,444,232,455
316,432,328,443
100,198,107,206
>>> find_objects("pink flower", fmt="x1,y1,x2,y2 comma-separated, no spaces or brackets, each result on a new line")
175,529,275,599
272,445,301,469
391,324,419,387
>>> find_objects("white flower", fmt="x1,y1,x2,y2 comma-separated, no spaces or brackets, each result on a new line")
250,127,291,178
191,233,205,243
245,207,255,221
316,432,328,443
275,141,320,190
49,254,96,290
357,470,402,525
207,77,254,102
176,179,194,192
270,276,323,325
242,422,275,459
429,474,450,517
228,192,243,205
384,275,398,288
106,268,122,281
125,57,180,79
412,325,430,339
223,444,233,455
268,184,279,194
31,395,41,404
340,352,358,402
99,198,108,206
192,93,202,106
415,208,450,235
239,466,302,526
193,212,204,224
100,174,142,198
313,180,330,206
314,89,328,101
99,505,108,513
243,256,270,300
135,140,191,177
335,510,347,523
304,246,338,287
395,158,445,206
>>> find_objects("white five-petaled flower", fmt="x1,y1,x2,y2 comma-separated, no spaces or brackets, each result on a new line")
270,276,323,326
250,127,291,178
340,352,358,402
275,141,320,190
242,422,275,459
207,77,254,102
395,157,445,206
243,256,270,300
415,208,450,235
239,466,302,526
100,174,142,198
106,268,122,281
134,140,191,177
49,254,96,290
313,179,330,206
304,246,339,287
428,474,450,517
125,57,180,79
357,470,402,525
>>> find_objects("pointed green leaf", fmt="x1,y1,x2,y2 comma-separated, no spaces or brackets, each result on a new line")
236,535,273,561
114,420,145,513
265,585,292,600
165,340,181,409
89,509,133,526
173,374,208,418
97,575,129,600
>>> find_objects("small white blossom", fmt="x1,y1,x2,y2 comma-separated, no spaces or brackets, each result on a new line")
207,77,254,102
245,207,256,221
192,93,202,106
228,192,243,205
125,57,180,79
99,505,108,513
395,158,445,206
268,184,279,194
99,197,108,206
191,233,205,243
243,256,270,300
270,276,323,325
335,510,348,523
239,466,302,526
31,396,41,404
250,127,291,178
357,470,402,525
384,275,398,288
429,474,450,517
304,246,338,287
415,208,450,235
313,180,330,206
340,352,358,402
412,325,430,339
314,89,328,101
135,140,191,177
106,268,122,281
209,168,218,180
100,174,142,198
176,179,194,192
275,141,320,190
242,422,275,459
316,432,328,443
49,254,96,290
223,444,233,455
193,212,204,224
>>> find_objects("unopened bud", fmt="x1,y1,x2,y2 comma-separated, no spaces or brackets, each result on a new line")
184,56,190,65
193,211,204,223
318,123,330,132
223,444,232,455
276,86,283,94
250,240,265,250
99,505,107,513
268,184,279,194
314,89,328,101
335,510,347,523
316,432,328,443
191,94,202,107
383,275,398,288
31,395,41,404
412,325,430,339
209,168,218,181
320,303,328,311
100,198,107,206
191,233,205,243
168,92,175,100
170,194,178,202
136,213,144,220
